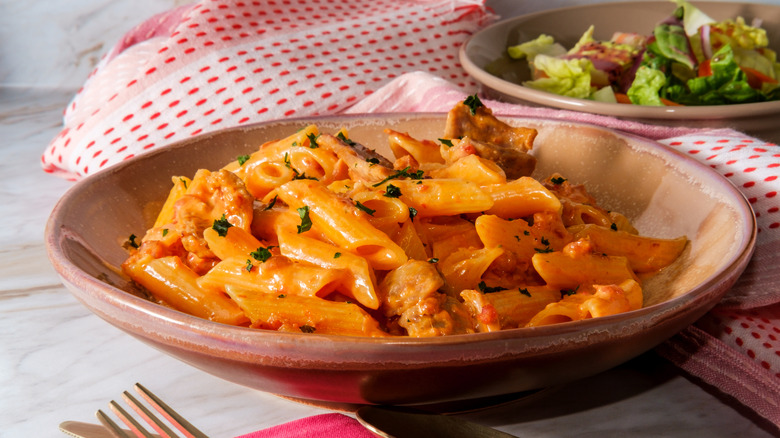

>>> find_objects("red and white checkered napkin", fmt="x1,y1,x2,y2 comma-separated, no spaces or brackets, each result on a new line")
348,71,780,428
41,0,495,180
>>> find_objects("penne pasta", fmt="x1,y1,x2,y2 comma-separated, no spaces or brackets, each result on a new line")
198,256,342,300
461,285,561,332
438,246,505,296
385,129,445,164
203,226,264,261
531,241,639,290
121,96,688,337
569,224,688,273
275,179,408,271
392,220,430,261
153,176,191,228
277,228,379,310
378,178,494,217
481,177,561,219
526,279,643,327
350,187,411,230
427,154,506,185
123,255,248,325
225,286,388,337
414,216,483,262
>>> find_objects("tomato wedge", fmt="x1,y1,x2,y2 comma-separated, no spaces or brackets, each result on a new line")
740,66,779,89
698,59,712,77
614,93,633,104
661,97,683,106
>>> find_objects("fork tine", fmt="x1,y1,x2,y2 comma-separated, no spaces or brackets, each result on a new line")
133,383,209,438
109,400,156,438
96,408,133,438
122,390,180,438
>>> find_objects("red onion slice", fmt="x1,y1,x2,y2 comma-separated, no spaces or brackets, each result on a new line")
700,24,712,59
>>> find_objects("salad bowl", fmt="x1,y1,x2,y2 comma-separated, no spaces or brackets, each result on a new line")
461,1,780,143
45,114,755,407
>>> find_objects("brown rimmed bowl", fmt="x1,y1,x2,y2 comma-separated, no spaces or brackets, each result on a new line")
45,114,755,406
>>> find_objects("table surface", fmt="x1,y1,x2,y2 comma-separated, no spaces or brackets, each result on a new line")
2,1,779,437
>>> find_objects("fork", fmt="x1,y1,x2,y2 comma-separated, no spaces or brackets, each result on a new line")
60,383,210,438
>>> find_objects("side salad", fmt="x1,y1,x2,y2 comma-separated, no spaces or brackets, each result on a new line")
497,0,780,106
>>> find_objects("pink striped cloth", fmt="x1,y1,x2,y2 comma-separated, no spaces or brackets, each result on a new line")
42,0,779,433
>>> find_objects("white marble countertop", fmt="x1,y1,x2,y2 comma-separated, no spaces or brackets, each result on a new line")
2,1,779,437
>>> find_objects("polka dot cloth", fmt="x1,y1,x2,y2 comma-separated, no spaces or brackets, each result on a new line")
41,0,495,180
348,71,780,427
700,305,780,380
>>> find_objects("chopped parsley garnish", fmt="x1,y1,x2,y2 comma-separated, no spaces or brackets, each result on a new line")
292,171,318,181
355,201,376,216
478,281,505,294
250,245,275,263
371,166,424,187
178,177,188,189
384,184,402,198
337,131,356,146
408,207,418,221
334,252,342,259
561,286,579,297
237,154,251,165
519,288,532,297
463,94,484,115
551,176,567,185
162,228,169,237
284,152,317,180
296,206,312,233
366,157,380,166
534,236,553,253
306,132,320,148
212,214,233,237
245,259,254,272
300,324,316,333
427,257,439,263
438,138,454,147
126,234,139,249
278,294,286,298
263,195,278,210
610,223,618,231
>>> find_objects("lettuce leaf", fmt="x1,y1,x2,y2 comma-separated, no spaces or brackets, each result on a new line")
569,25,596,55
507,34,567,61
654,23,697,69
733,47,778,80
627,66,667,105
523,55,594,99
671,45,763,104
670,0,715,36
